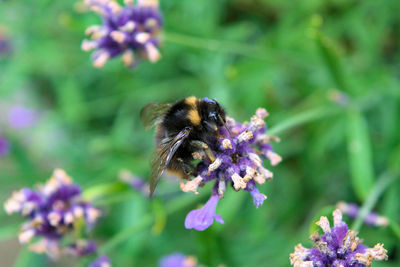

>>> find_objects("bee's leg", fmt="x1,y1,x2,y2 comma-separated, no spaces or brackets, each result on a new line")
176,158,197,178
190,140,215,162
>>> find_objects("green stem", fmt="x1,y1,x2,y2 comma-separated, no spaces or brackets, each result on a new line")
82,182,128,202
92,191,136,206
351,172,398,232
163,32,269,60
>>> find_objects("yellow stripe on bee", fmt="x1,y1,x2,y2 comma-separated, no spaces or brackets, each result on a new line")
188,109,201,125
184,96,198,107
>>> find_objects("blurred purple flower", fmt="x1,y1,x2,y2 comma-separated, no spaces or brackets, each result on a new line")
159,253,198,267
290,209,388,267
337,202,389,227
180,107,280,230
185,192,224,231
0,136,10,156
88,255,111,267
0,30,12,56
8,105,38,129
82,0,162,68
119,169,150,196
66,240,97,257
4,169,101,257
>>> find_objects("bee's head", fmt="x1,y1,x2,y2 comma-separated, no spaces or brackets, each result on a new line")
201,97,227,131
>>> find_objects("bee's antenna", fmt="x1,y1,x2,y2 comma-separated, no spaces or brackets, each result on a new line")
219,115,232,138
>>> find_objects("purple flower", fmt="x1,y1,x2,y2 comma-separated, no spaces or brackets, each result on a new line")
88,255,111,267
82,0,162,68
337,202,389,227
66,240,97,257
246,181,267,208
179,107,280,230
119,169,149,196
185,192,225,231
4,169,101,257
0,29,12,56
290,209,388,267
8,105,38,129
159,253,198,267
0,136,10,156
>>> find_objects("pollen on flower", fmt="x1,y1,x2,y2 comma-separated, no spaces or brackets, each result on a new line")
82,0,163,68
289,209,388,267
290,244,313,267
243,167,256,183
231,173,246,190
315,216,331,233
180,176,203,194
355,243,388,265
266,150,282,166
237,130,253,143
222,139,232,149
208,157,222,173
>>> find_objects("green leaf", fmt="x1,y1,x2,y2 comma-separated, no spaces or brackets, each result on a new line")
315,32,349,92
82,182,128,202
351,172,397,232
389,219,400,241
346,108,375,201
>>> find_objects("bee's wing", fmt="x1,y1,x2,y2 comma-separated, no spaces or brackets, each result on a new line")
149,127,191,197
140,102,172,130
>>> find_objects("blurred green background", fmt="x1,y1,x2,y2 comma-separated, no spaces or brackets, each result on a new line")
0,0,399,266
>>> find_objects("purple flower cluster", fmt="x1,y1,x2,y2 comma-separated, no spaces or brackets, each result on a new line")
182,108,281,231
82,0,162,68
159,253,198,267
337,202,389,227
290,209,388,267
4,169,101,258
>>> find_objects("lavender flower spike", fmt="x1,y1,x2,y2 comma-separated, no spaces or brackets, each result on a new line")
337,201,389,227
82,0,163,68
181,107,280,230
89,255,112,267
4,169,101,258
290,209,388,267
185,192,225,231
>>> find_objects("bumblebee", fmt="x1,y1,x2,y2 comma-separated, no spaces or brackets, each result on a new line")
141,96,228,196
